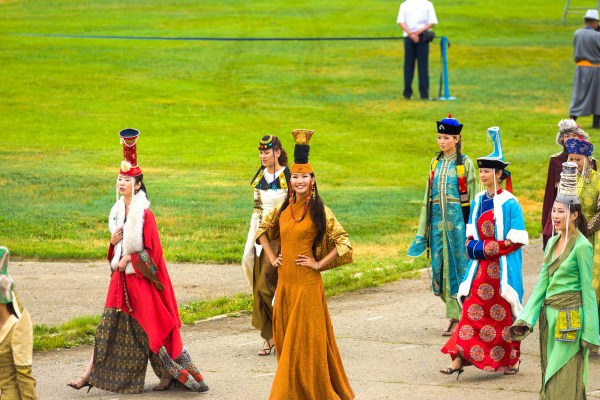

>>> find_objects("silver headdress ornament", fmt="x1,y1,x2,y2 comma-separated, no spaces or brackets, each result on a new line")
555,162,580,205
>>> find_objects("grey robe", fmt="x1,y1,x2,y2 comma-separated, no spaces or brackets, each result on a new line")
569,27,600,117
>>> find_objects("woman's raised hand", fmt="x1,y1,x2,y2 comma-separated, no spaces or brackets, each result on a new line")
295,254,319,270
110,228,123,245
118,254,131,272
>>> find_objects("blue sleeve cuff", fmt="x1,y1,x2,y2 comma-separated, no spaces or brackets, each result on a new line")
467,240,486,260
408,235,427,257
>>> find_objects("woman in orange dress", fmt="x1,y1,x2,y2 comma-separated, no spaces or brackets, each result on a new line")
256,129,354,400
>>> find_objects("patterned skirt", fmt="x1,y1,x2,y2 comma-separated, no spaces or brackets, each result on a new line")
442,259,520,372
89,307,209,393
89,308,162,393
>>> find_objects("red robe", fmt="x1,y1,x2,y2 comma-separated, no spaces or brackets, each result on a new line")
105,209,183,358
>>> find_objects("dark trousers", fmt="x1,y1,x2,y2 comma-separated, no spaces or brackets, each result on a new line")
403,37,430,99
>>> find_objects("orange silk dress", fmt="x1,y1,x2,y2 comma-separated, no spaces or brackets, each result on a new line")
268,200,354,400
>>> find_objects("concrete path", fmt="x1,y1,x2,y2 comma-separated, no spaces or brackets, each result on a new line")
12,240,600,399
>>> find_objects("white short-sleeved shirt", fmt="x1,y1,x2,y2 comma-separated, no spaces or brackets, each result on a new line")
397,0,438,37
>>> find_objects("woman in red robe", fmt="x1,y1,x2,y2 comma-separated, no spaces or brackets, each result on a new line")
441,127,528,377
67,129,208,394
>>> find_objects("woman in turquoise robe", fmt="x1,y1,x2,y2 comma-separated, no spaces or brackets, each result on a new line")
408,115,477,335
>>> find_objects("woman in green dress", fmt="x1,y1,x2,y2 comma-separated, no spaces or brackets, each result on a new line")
510,162,599,399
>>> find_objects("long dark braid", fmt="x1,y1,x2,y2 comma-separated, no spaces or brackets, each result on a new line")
570,203,588,237
455,138,464,165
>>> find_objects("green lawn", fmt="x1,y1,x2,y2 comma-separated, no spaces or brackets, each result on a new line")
0,0,590,265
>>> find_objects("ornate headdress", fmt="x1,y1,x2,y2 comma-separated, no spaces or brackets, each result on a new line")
556,162,580,205
565,138,594,157
477,127,512,193
555,162,581,250
290,129,315,174
556,119,589,146
119,128,142,177
258,135,275,151
288,129,316,222
436,114,463,135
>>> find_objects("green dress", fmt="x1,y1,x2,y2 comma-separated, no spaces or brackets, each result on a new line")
511,231,599,400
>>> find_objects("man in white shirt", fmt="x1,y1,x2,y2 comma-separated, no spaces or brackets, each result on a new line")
397,0,438,100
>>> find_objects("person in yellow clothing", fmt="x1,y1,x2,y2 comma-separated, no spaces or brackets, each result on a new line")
0,246,37,400
256,129,354,400
565,137,600,324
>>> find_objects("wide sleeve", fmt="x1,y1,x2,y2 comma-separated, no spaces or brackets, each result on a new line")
465,157,478,204
510,260,550,340
505,199,529,245
576,239,600,351
255,206,281,243
130,210,164,290
408,159,434,257
11,310,37,399
586,179,600,235
317,206,353,271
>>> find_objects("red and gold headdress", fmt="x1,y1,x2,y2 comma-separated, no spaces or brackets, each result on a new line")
290,129,315,174
119,128,142,177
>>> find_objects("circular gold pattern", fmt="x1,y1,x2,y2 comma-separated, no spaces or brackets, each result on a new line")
474,266,483,280
477,283,494,301
468,304,485,321
459,325,475,341
481,220,495,238
479,325,497,343
490,346,505,362
470,345,485,362
490,304,507,321
502,326,512,343
487,262,500,279
484,240,500,257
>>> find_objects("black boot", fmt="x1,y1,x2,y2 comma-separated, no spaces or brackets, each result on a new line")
570,115,578,121
593,115,600,129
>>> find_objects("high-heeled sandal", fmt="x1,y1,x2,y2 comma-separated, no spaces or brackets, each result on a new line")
504,360,521,375
152,376,175,391
439,366,464,380
67,376,93,392
258,340,275,356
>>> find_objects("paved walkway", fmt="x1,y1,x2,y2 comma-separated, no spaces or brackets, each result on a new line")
13,240,600,399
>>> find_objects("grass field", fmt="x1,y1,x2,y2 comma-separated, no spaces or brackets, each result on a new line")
0,0,593,269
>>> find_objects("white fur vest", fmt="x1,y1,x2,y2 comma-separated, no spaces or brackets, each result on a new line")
108,191,150,274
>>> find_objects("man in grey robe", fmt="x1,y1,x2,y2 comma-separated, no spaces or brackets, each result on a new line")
569,9,600,129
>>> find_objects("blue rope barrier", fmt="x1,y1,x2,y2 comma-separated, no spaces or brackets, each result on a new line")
438,36,456,101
